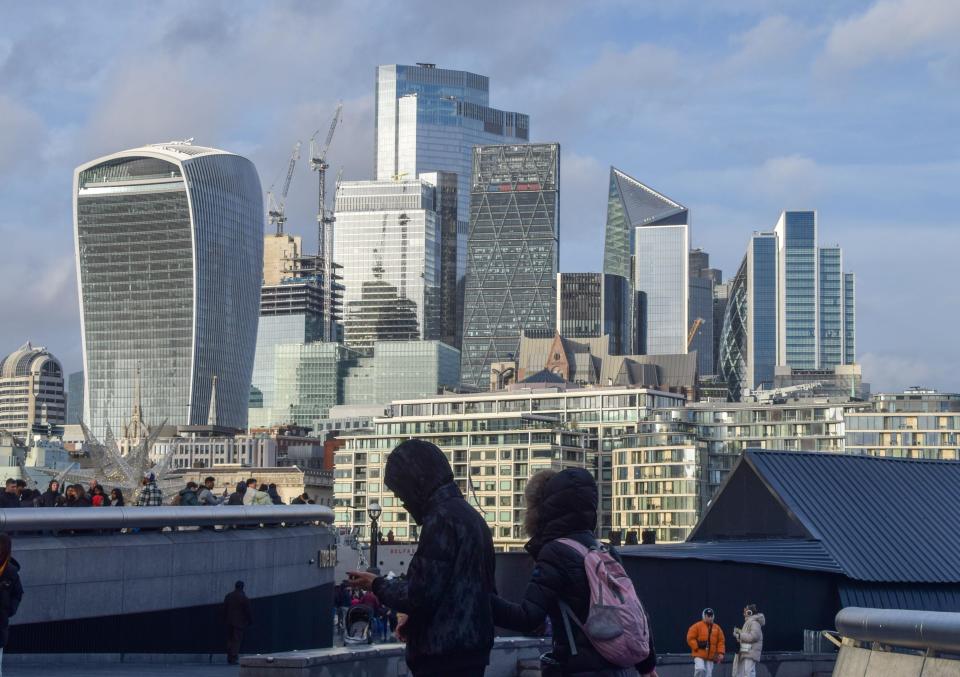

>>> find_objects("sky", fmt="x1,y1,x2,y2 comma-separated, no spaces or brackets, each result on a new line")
1,0,958,392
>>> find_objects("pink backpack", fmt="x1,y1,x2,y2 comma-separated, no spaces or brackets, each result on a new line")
555,538,651,667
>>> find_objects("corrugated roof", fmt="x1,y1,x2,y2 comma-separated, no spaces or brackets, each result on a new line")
620,539,842,574
839,581,960,613
744,451,960,584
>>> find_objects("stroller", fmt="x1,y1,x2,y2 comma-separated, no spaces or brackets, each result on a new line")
344,604,375,646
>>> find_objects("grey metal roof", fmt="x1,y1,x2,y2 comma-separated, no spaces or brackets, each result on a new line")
619,539,842,575
611,168,686,227
743,451,960,584
839,581,960,613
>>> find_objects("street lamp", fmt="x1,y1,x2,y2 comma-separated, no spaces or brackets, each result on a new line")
367,500,382,575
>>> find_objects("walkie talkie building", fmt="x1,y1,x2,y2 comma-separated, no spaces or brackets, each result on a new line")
73,142,263,437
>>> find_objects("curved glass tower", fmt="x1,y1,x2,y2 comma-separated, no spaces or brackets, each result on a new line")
74,142,263,437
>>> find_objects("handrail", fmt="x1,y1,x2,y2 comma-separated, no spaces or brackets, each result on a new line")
0,505,334,530
836,607,960,654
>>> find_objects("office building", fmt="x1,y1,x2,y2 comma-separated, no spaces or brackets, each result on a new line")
712,282,731,378
819,247,844,368
334,179,441,350
74,142,262,438
460,143,560,388
844,273,856,364
342,341,460,406
688,249,719,376
419,171,462,349
556,273,634,355
0,343,65,440
845,389,960,460
66,371,84,425
773,365,868,400
774,211,818,369
604,168,688,355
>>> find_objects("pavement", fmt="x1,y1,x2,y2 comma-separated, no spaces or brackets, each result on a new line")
6,663,240,676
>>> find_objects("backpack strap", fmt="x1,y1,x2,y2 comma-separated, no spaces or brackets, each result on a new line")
555,537,593,557
557,599,581,657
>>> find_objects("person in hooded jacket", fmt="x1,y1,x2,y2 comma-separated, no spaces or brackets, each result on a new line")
227,482,246,506
267,484,283,505
348,439,496,677
732,604,765,677
0,532,23,672
490,468,658,677
38,480,64,507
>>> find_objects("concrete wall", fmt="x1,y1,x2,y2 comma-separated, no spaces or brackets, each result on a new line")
834,645,960,677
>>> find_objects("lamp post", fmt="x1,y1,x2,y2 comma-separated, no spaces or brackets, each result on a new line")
367,500,382,575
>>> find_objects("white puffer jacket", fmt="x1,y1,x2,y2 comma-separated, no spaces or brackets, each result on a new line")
738,613,765,661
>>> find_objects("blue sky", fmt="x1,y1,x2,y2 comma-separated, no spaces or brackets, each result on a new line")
1,0,958,391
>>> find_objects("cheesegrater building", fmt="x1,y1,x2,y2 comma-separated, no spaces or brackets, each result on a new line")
74,142,263,438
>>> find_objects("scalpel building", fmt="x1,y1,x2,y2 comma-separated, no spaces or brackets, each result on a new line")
74,142,263,438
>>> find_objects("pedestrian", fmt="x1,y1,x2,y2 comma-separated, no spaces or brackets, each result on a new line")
349,439,496,677
291,492,309,505
197,477,223,506
178,482,200,506
242,479,271,506
387,529,395,544
90,485,108,507
490,468,658,676
38,480,63,507
68,484,91,507
136,473,163,506
223,580,253,665
13,481,25,506
0,533,24,674
687,608,725,677
733,604,764,677
87,480,102,500
0,481,19,509
109,488,125,507
227,481,246,505
267,484,283,505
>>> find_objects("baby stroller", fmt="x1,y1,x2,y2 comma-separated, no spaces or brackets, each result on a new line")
344,604,375,646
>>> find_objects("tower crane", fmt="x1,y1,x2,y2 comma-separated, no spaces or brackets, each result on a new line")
687,317,704,351
309,102,343,341
266,141,301,236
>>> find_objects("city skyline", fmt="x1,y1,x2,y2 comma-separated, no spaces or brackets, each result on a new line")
1,1,959,392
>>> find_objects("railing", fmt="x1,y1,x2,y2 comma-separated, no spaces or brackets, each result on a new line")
835,607,960,654
0,505,334,530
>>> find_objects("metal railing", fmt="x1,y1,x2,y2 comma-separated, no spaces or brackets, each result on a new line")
835,607,960,654
0,505,335,530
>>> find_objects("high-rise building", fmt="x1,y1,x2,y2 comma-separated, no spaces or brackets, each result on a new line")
74,142,262,437
263,233,301,286
556,273,634,355
375,64,530,348
66,371,84,425
419,171,462,349
0,343,65,440
819,247,843,368
774,211,818,369
334,179,442,350
604,168,689,355
712,282,731,377
460,143,560,389
844,272,856,364
688,249,719,375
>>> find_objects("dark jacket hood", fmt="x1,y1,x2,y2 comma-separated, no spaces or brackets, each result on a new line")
384,439,455,525
527,468,598,556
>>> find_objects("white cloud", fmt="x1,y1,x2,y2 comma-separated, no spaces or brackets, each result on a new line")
822,0,960,71
723,15,818,75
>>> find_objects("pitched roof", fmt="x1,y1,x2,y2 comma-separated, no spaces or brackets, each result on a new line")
620,539,842,575
691,450,960,584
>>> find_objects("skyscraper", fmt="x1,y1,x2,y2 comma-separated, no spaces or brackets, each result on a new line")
334,179,441,350
0,343,65,440
819,247,843,368
688,249,719,375
556,273,634,355
844,272,856,364
66,370,84,425
460,143,560,389
774,211,818,369
375,64,530,348
74,142,262,437
604,168,689,355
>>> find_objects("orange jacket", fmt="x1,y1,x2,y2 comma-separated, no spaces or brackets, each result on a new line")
687,620,725,660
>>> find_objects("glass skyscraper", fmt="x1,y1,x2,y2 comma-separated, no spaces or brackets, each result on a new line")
334,179,441,351
461,143,560,389
819,247,843,368
775,211,818,369
604,168,689,355
556,273,633,355
375,64,530,348
844,272,856,364
74,142,262,438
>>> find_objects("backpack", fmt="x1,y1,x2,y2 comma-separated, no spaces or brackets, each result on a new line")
555,538,651,668
180,490,199,506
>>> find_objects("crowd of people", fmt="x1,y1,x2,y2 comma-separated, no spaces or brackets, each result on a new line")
333,582,402,644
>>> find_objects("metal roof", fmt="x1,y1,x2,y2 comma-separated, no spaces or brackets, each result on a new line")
740,451,960,584
620,539,842,575
839,581,960,613
610,168,686,227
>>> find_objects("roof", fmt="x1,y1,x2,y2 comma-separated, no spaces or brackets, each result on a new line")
692,450,960,584
520,369,567,385
620,539,842,575
610,168,686,227
0,342,59,379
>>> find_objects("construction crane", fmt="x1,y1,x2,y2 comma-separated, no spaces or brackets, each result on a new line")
309,102,343,341
687,317,704,350
266,141,301,236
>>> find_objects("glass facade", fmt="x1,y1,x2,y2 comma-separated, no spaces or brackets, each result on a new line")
636,225,689,355
74,146,262,438
819,247,843,367
343,341,461,405
66,370,84,425
461,144,560,389
844,272,856,364
688,277,714,375
419,171,462,348
775,211,818,369
272,342,355,430
845,390,960,460
718,258,748,399
557,273,633,355
334,180,441,350
749,233,779,390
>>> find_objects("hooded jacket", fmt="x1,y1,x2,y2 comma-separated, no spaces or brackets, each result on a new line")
687,619,725,660
491,468,657,676
737,612,765,661
39,486,63,507
0,558,23,648
371,439,496,675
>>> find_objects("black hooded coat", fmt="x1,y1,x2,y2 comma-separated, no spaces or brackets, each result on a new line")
490,468,657,676
371,439,496,676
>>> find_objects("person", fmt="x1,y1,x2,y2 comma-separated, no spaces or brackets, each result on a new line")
687,608,725,677
490,468,658,677
291,492,309,505
242,479,271,506
387,529,395,544
222,580,253,665
90,485,108,507
0,481,19,509
67,485,91,507
87,480,102,499
38,480,63,507
13,481,26,505
227,481,246,505
267,484,283,505
178,482,200,506
109,488,125,507
137,473,163,506
733,604,765,677
348,439,496,677
197,477,223,506
0,533,24,673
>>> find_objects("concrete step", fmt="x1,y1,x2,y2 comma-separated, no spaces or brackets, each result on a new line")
517,657,541,676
